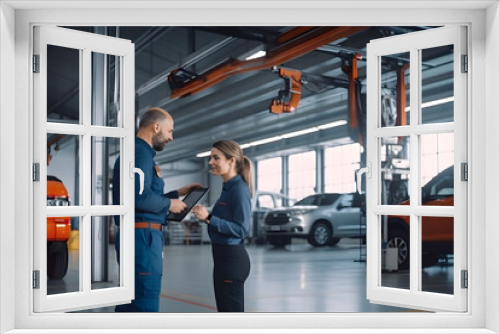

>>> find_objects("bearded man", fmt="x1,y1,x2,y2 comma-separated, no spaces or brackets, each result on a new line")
112,107,202,312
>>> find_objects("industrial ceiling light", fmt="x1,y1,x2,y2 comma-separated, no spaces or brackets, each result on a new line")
404,96,454,112
195,120,347,158
245,50,266,60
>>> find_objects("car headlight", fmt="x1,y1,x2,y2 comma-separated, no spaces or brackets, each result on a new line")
47,198,69,206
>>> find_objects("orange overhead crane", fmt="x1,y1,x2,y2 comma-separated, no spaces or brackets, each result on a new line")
167,26,367,100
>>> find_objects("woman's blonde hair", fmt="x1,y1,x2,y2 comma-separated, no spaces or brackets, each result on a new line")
213,140,253,196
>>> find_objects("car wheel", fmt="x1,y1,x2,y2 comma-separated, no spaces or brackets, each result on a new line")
308,221,332,247
328,237,341,246
387,229,410,270
47,241,69,280
267,236,290,247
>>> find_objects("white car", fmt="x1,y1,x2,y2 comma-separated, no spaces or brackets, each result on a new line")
263,193,365,247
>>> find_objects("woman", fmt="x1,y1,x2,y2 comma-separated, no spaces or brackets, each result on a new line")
192,140,252,312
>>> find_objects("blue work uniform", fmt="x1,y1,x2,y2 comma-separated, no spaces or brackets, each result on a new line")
112,137,178,312
207,175,251,312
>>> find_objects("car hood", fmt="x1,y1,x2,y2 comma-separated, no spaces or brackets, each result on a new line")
271,205,318,213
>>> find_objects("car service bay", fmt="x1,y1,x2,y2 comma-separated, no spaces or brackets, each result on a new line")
1,2,500,334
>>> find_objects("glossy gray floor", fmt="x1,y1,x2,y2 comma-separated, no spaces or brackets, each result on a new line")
50,238,453,313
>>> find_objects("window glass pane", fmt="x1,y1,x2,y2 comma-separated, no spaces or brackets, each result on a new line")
91,52,121,127
421,45,454,124
47,134,80,206
257,157,282,193
381,136,410,205
325,143,360,193
91,216,119,291
421,216,454,295
47,216,80,295
288,151,316,200
380,52,410,127
47,45,80,124
421,133,454,206
92,136,120,206
382,215,410,289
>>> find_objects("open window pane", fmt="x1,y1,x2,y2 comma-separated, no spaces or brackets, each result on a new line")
380,52,410,127
381,136,410,205
47,45,80,124
91,52,121,127
421,45,454,124
367,26,466,312
34,25,135,313
47,134,80,206
91,136,120,206
421,216,454,295
421,133,454,206
47,216,80,295
382,215,410,288
91,216,119,291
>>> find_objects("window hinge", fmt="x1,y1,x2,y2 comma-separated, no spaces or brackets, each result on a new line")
461,54,468,73
33,54,40,73
33,270,40,289
33,163,40,182
461,162,468,181
461,270,468,289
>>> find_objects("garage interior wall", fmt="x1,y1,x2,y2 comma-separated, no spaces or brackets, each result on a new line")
0,2,16,333
0,1,499,333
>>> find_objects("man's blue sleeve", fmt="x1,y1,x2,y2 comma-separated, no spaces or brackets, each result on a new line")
134,152,171,214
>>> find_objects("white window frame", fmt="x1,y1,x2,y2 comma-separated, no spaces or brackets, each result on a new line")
365,25,467,312
32,25,136,312
1,2,498,333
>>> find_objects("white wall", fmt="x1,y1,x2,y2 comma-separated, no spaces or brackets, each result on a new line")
485,2,500,332
0,2,16,333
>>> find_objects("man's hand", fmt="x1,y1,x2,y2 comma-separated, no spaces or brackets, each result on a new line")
169,199,187,213
177,183,204,196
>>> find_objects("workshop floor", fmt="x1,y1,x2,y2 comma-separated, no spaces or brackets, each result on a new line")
48,238,453,313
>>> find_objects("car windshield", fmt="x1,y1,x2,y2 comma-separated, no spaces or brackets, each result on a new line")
294,194,340,206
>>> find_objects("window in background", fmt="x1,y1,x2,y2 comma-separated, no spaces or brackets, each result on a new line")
288,151,316,200
257,157,282,193
324,143,361,193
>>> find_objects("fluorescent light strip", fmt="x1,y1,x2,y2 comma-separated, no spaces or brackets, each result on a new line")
245,50,266,60
404,96,454,112
196,120,347,158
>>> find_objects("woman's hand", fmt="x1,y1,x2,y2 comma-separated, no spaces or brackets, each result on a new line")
192,204,210,223
177,183,204,196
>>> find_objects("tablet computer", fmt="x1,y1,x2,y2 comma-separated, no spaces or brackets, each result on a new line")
166,187,209,222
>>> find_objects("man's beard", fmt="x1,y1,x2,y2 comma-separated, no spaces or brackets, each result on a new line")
152,133,168,151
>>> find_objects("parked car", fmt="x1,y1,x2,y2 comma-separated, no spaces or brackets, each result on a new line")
263,192,365,247
251,191,295,244
388,166,454,269
47,175,71,279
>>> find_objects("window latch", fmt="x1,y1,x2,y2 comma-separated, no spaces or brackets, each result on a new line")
356,162,372,195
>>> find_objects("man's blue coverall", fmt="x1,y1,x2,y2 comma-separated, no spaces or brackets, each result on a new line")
112,137,178,312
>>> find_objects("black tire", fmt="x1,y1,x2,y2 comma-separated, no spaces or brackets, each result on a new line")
387,228,410,270
308,221,332,247
328,237,341,246
47,241,69,280
267,236,290,247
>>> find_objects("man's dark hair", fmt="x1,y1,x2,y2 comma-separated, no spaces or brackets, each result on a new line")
139,107,168,129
